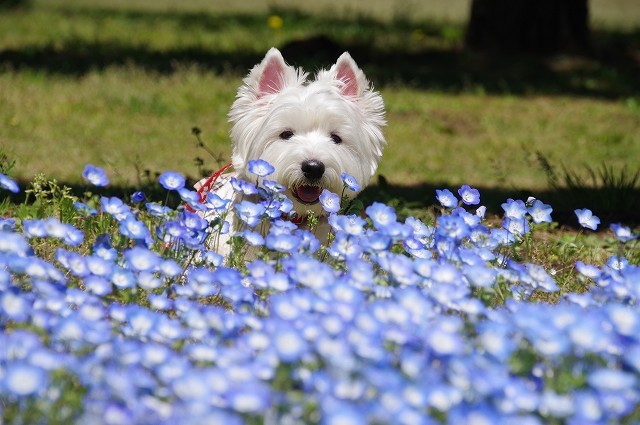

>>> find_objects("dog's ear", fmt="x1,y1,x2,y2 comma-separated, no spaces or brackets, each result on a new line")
334,52,366,98
254,48,293,98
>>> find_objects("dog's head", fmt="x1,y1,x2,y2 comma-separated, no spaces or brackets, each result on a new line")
229,48,386,217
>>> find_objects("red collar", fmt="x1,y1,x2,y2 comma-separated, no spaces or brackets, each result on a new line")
195,163,234,203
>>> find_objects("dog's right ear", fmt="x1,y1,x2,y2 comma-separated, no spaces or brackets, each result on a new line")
244,48,301,99
257,48,289,97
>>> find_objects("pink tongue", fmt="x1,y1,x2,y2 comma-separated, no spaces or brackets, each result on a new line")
296,185,322,203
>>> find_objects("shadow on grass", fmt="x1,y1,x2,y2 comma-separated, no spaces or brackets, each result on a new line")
1,7,639,98
8,176,640,228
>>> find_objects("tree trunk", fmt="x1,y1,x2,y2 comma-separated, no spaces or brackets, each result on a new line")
465,0,590,54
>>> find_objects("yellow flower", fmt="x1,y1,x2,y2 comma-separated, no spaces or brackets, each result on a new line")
268,15,283,30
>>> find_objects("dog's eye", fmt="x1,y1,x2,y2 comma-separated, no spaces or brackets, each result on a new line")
279,130,294,140
330,134,342,144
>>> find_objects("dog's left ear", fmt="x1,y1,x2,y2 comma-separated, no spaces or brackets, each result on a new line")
334,52,367,98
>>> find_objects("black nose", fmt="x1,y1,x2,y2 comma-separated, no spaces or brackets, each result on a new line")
301,160,325,180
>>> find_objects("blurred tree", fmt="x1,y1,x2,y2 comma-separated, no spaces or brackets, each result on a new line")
0,0,31,9
465,0,590,54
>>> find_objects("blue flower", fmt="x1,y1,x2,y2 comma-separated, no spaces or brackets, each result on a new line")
4,362,48,396
263,179,285,193
436,188,458,208
575,208,600,231
119,215,152,242
610,223,636,243
0,173,20,193
366,202,397,229
101,196,131,221
340,172,361,192
124,246,161,272
437,214,470,241
82,164,110,186
235,200,266,227
458,184,480,205
204,192,231,213
243,230,265,246
266,233,300,253
131,191,146,203
503,217,530,236
247,159,275,177
528,199,553,224
502,198,527,220
230,177,258,195
73,201,98,216
319,189,341,213
158,171,186,190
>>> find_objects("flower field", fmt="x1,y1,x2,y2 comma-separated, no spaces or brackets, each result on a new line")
0,163,638,424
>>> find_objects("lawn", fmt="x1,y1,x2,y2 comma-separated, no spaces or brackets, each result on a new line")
1,0,639,223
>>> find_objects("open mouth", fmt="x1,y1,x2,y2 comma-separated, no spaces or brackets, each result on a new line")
292,185,322,205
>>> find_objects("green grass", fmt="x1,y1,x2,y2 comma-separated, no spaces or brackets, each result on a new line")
1,0,639,224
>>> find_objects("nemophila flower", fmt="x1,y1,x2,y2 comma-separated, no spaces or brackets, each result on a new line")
204,191,231,213
82,164,109,186
111,267,136,289
145,202,171,218
525,263,559,292
606,255,628,271
243,229,265,246
503,217,530,236
178,187,203,209
56,249,89,277
528,199,553,224
158,171,185,190
83,275,112,295
269,219,297,235
4,362,48,396
502,198,527,219
230,177,258,195
1,290,31,321
124,246,161,272
436,188,458,208
181,210,208,231
130,191,145,203
328,232,363,260
341,172,361,192
227,383,272,414
0,217,16,231
263,179,285,193
610,223,636,242
119,215,152,242
22,219,47,238
319,189,341,213
235,200,266,227
101,196,131,221
266,233,300,253
437,214,470,241
453,207,481,227
366,202,397,229
575,261,601,279
0,173,20,193
332,214,366,236
575,208,600,231
458,184,480,205
247,159,275,177
476,205,487,219
73,201,98,216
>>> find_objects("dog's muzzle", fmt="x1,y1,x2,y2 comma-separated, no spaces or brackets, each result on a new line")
293,160,325,204
301,160,325,180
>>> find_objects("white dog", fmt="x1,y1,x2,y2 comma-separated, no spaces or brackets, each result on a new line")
195,48,386,256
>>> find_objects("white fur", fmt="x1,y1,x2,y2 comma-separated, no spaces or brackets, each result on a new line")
201,48,386,255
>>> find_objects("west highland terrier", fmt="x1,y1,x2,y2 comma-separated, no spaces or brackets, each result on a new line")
194,47,386,256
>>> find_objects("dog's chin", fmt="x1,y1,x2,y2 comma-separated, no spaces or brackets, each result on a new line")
291,184,322,205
